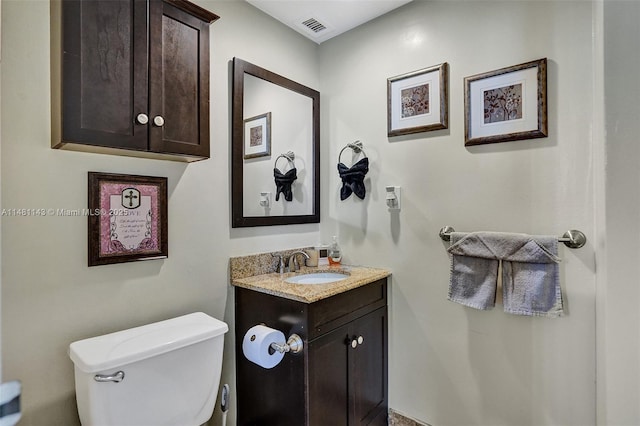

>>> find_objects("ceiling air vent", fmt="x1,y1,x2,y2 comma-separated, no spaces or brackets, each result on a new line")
301,17,327,33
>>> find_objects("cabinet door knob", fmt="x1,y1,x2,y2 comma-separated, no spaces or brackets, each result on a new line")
357,336,364,345
136,113,149,125
153,115,165,127
351,338,358,349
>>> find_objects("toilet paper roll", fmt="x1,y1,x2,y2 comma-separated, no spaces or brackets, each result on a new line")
242,325,286,369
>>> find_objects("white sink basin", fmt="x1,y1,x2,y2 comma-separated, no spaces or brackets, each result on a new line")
285,272,349,285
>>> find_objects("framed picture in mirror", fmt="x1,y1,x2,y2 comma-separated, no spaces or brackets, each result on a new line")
243,112,271,159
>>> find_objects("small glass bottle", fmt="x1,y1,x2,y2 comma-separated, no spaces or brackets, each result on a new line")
328,236,342,265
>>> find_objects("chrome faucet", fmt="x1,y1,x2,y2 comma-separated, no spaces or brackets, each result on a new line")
288,251,310,273
274,254,286,274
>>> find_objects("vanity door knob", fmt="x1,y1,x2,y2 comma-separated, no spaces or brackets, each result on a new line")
351,338,358,349
357,336,364,345
153,115,165,127
136,113,149,125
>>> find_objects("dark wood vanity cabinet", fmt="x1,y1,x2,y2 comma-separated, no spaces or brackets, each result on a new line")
235,278,388,426
308,306,388,425
52,0,219,162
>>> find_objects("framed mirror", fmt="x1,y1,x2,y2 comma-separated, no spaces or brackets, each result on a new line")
232,58,320,227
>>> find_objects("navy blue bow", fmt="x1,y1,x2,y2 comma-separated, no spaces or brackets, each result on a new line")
274,168,297,201
338,157,369,200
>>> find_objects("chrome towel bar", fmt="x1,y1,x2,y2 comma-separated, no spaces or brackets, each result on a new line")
438,226,587,249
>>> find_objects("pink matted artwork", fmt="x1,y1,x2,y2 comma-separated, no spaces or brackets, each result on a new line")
98,182,161,257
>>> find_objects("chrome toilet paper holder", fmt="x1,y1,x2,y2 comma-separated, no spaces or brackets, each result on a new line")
270,334,303,354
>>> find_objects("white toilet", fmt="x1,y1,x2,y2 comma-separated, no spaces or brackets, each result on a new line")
69,312,228,426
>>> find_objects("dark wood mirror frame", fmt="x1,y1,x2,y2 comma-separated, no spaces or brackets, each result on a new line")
231,57,320,227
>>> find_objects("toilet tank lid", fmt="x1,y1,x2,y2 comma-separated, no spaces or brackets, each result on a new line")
69,312,228,373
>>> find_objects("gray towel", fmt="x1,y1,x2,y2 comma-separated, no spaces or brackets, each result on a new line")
447,232,563,318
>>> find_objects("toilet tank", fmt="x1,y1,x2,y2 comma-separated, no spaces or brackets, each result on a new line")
69,312,228,426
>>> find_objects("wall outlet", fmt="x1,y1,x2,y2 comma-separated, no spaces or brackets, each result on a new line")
385,186,401,210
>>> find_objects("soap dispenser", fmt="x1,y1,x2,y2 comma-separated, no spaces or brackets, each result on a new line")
328,236,342,265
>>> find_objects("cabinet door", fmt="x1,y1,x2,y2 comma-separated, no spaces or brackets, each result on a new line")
308,307,388,426
308,322,350,426
62,0,148,150
349,307,388,426
148,1,210,157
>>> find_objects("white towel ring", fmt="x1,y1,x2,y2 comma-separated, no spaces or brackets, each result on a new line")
338,140,367,165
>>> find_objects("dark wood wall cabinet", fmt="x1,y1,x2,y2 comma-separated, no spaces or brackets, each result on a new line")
235,279,389,426
51,0,219,162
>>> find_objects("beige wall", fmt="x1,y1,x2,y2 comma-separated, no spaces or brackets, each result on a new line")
0,1,318,425
319,1,597,424
4,0,640,425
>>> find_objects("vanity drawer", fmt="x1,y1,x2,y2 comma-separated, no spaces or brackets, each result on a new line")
308,278,387,340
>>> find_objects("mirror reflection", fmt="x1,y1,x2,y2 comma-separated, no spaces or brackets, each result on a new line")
232,58,320,228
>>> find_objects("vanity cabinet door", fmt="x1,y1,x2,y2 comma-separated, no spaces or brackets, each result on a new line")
308,323,350,426
349,307,388,426
308,306,388,426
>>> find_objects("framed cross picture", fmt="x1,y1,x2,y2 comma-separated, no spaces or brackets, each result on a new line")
88,172,168,266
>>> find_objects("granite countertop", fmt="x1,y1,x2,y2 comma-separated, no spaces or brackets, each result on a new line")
231,265,391,303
